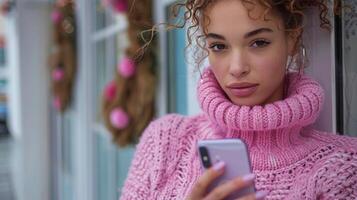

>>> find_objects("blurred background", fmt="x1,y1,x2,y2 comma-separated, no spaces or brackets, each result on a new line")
0,0,355,200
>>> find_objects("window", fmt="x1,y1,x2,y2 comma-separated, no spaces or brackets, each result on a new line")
166,4,188,115
335,0,357,136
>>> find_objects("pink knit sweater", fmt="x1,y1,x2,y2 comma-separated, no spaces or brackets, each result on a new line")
120,69,357,200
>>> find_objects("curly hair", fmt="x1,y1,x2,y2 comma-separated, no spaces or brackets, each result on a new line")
160,0,343,71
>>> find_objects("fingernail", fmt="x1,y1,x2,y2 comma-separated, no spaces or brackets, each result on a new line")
255,191,268,200
242,173,255,182
213,161,225,171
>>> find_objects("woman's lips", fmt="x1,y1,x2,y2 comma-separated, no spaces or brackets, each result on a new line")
226,83,259,97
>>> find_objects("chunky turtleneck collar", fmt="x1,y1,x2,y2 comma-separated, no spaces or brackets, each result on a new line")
198,68,326,170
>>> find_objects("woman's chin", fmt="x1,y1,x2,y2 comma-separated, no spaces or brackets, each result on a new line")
230,96,263,107
228,90,284,106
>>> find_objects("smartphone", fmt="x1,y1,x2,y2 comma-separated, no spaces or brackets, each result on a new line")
197,139,255,199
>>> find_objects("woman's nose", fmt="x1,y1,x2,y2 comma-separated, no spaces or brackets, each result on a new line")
229,50,250,78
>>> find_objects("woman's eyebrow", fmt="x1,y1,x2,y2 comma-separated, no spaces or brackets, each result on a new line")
206,28,273,40
244,28,273,38
205,33,226,40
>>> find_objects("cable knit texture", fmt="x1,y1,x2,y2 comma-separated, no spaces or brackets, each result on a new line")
120,68,357,200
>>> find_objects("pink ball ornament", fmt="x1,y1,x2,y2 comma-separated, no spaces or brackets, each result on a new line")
53,96,62,110
110,108,129,129
51,10,63,24
52,68,65,81
112,0,128,13
104,80,117,101
118,57,136,78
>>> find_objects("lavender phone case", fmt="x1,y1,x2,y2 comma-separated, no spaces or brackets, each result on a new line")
197,139,255,200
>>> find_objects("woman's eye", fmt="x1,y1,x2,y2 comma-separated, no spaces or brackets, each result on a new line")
251,40,271,48
208,44,226,52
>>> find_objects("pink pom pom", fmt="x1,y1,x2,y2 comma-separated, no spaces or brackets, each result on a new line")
110,108,129,129
53,97,62,110
51,10,63,24
52,68,65,81
104,80,117,101
112,0,128,13
118,57,136,78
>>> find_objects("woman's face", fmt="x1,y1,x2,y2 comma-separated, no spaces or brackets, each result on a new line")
204,0,295,106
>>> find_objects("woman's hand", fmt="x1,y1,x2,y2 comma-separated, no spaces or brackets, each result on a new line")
187,161,268,200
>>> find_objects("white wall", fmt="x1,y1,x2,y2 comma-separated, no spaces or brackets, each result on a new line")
304,8,336,133
5,15,21,138
5,1,52,200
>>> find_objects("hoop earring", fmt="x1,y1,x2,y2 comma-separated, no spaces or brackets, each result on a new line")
286,55,294,74
296,44,308,75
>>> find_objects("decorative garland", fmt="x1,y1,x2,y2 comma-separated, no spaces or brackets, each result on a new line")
49,0,77,112
102,0,157,147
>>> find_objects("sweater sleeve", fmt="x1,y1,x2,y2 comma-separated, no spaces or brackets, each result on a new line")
119,114,185,200
316,150,357,200
118,120,156,199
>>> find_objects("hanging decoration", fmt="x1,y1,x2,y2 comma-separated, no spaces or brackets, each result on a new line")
101,0,128,14
102,0,157,147
0,0,15,16
48,0,77,113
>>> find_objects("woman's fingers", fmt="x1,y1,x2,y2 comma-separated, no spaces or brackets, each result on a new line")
203,173,255,200
187,161,226,199
187,161,268,200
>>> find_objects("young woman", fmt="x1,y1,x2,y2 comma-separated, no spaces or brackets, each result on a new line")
120,0,357,199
